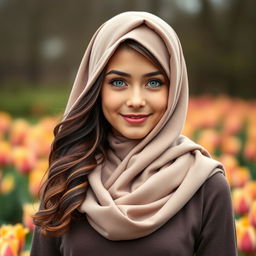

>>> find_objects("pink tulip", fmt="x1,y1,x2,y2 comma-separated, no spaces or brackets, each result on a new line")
222,113,244,135
233,188,251,215
236,216,256,253
196,129,220,155
0,243,16,256
238,227,256,253
9,119,30,146
249,201,256,228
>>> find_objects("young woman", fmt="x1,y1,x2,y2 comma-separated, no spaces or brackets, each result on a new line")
31,11,237,255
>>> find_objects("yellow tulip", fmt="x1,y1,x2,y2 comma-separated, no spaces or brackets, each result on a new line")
29,159,48,198
0,224,28,255
218,154,238,185
0,174,15,194
231,166,251,188
22,202,39,232
220,135,241,156
24,124,53,158
20,251,30,256
9,119,30,146
0,141,11,166
247,123,256,140
244,181,256,201
11,146,37,174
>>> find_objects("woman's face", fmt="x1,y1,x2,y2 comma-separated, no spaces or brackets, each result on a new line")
101,47,169,140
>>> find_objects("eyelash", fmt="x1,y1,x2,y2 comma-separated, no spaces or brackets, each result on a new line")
109,79,164,88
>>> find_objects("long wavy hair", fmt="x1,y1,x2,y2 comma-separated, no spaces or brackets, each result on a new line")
32,39,169,236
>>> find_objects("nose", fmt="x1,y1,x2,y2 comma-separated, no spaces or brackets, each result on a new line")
126,87,146,108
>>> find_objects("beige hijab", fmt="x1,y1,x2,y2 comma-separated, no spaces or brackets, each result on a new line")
62,11,225,240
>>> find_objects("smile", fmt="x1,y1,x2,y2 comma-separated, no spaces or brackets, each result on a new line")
121,114,151,124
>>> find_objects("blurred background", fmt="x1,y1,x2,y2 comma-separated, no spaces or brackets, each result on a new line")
0,0,256,255
0,0,255,116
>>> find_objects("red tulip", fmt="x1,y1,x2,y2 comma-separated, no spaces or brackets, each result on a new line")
244,141,256,162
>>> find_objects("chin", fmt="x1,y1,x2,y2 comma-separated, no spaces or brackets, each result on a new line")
121,131,148,140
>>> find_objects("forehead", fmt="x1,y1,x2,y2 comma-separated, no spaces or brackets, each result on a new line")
106,47,159,72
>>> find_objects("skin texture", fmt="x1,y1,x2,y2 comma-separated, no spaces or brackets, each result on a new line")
101,47,169,139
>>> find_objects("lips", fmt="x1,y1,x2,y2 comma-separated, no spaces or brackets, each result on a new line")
121,114,151,124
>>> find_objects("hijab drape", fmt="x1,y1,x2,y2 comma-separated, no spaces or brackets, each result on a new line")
62,11,225,240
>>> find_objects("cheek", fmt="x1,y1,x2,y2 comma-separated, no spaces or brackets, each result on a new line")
101,86,122,116
150,90,168,114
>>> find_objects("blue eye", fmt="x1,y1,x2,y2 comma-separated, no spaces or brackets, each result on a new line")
147,79,163,88
110,79,125,87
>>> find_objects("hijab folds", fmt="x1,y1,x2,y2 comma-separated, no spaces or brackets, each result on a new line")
62,11,225,240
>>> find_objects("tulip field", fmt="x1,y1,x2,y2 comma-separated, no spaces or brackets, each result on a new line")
0,94,256,255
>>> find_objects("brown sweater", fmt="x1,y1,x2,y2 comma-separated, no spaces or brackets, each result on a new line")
30,172,238,255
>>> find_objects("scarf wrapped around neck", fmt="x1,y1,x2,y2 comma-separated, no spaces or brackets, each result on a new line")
62,11,225,240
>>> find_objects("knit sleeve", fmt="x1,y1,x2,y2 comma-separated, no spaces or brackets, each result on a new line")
194,172,238,256
30,225,61,256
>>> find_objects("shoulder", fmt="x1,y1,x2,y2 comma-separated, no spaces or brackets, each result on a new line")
203,170,231,198
194,171,238,255
200,170,233,218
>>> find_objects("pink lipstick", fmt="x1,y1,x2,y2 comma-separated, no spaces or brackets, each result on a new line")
121,114,150,124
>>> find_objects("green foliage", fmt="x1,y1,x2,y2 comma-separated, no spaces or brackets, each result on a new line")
0,83,70,118
0,166,33,225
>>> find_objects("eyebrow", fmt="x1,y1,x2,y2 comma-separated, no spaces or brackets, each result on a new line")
105,70,163,77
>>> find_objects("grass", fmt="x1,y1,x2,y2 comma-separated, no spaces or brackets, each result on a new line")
0,83,71,119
